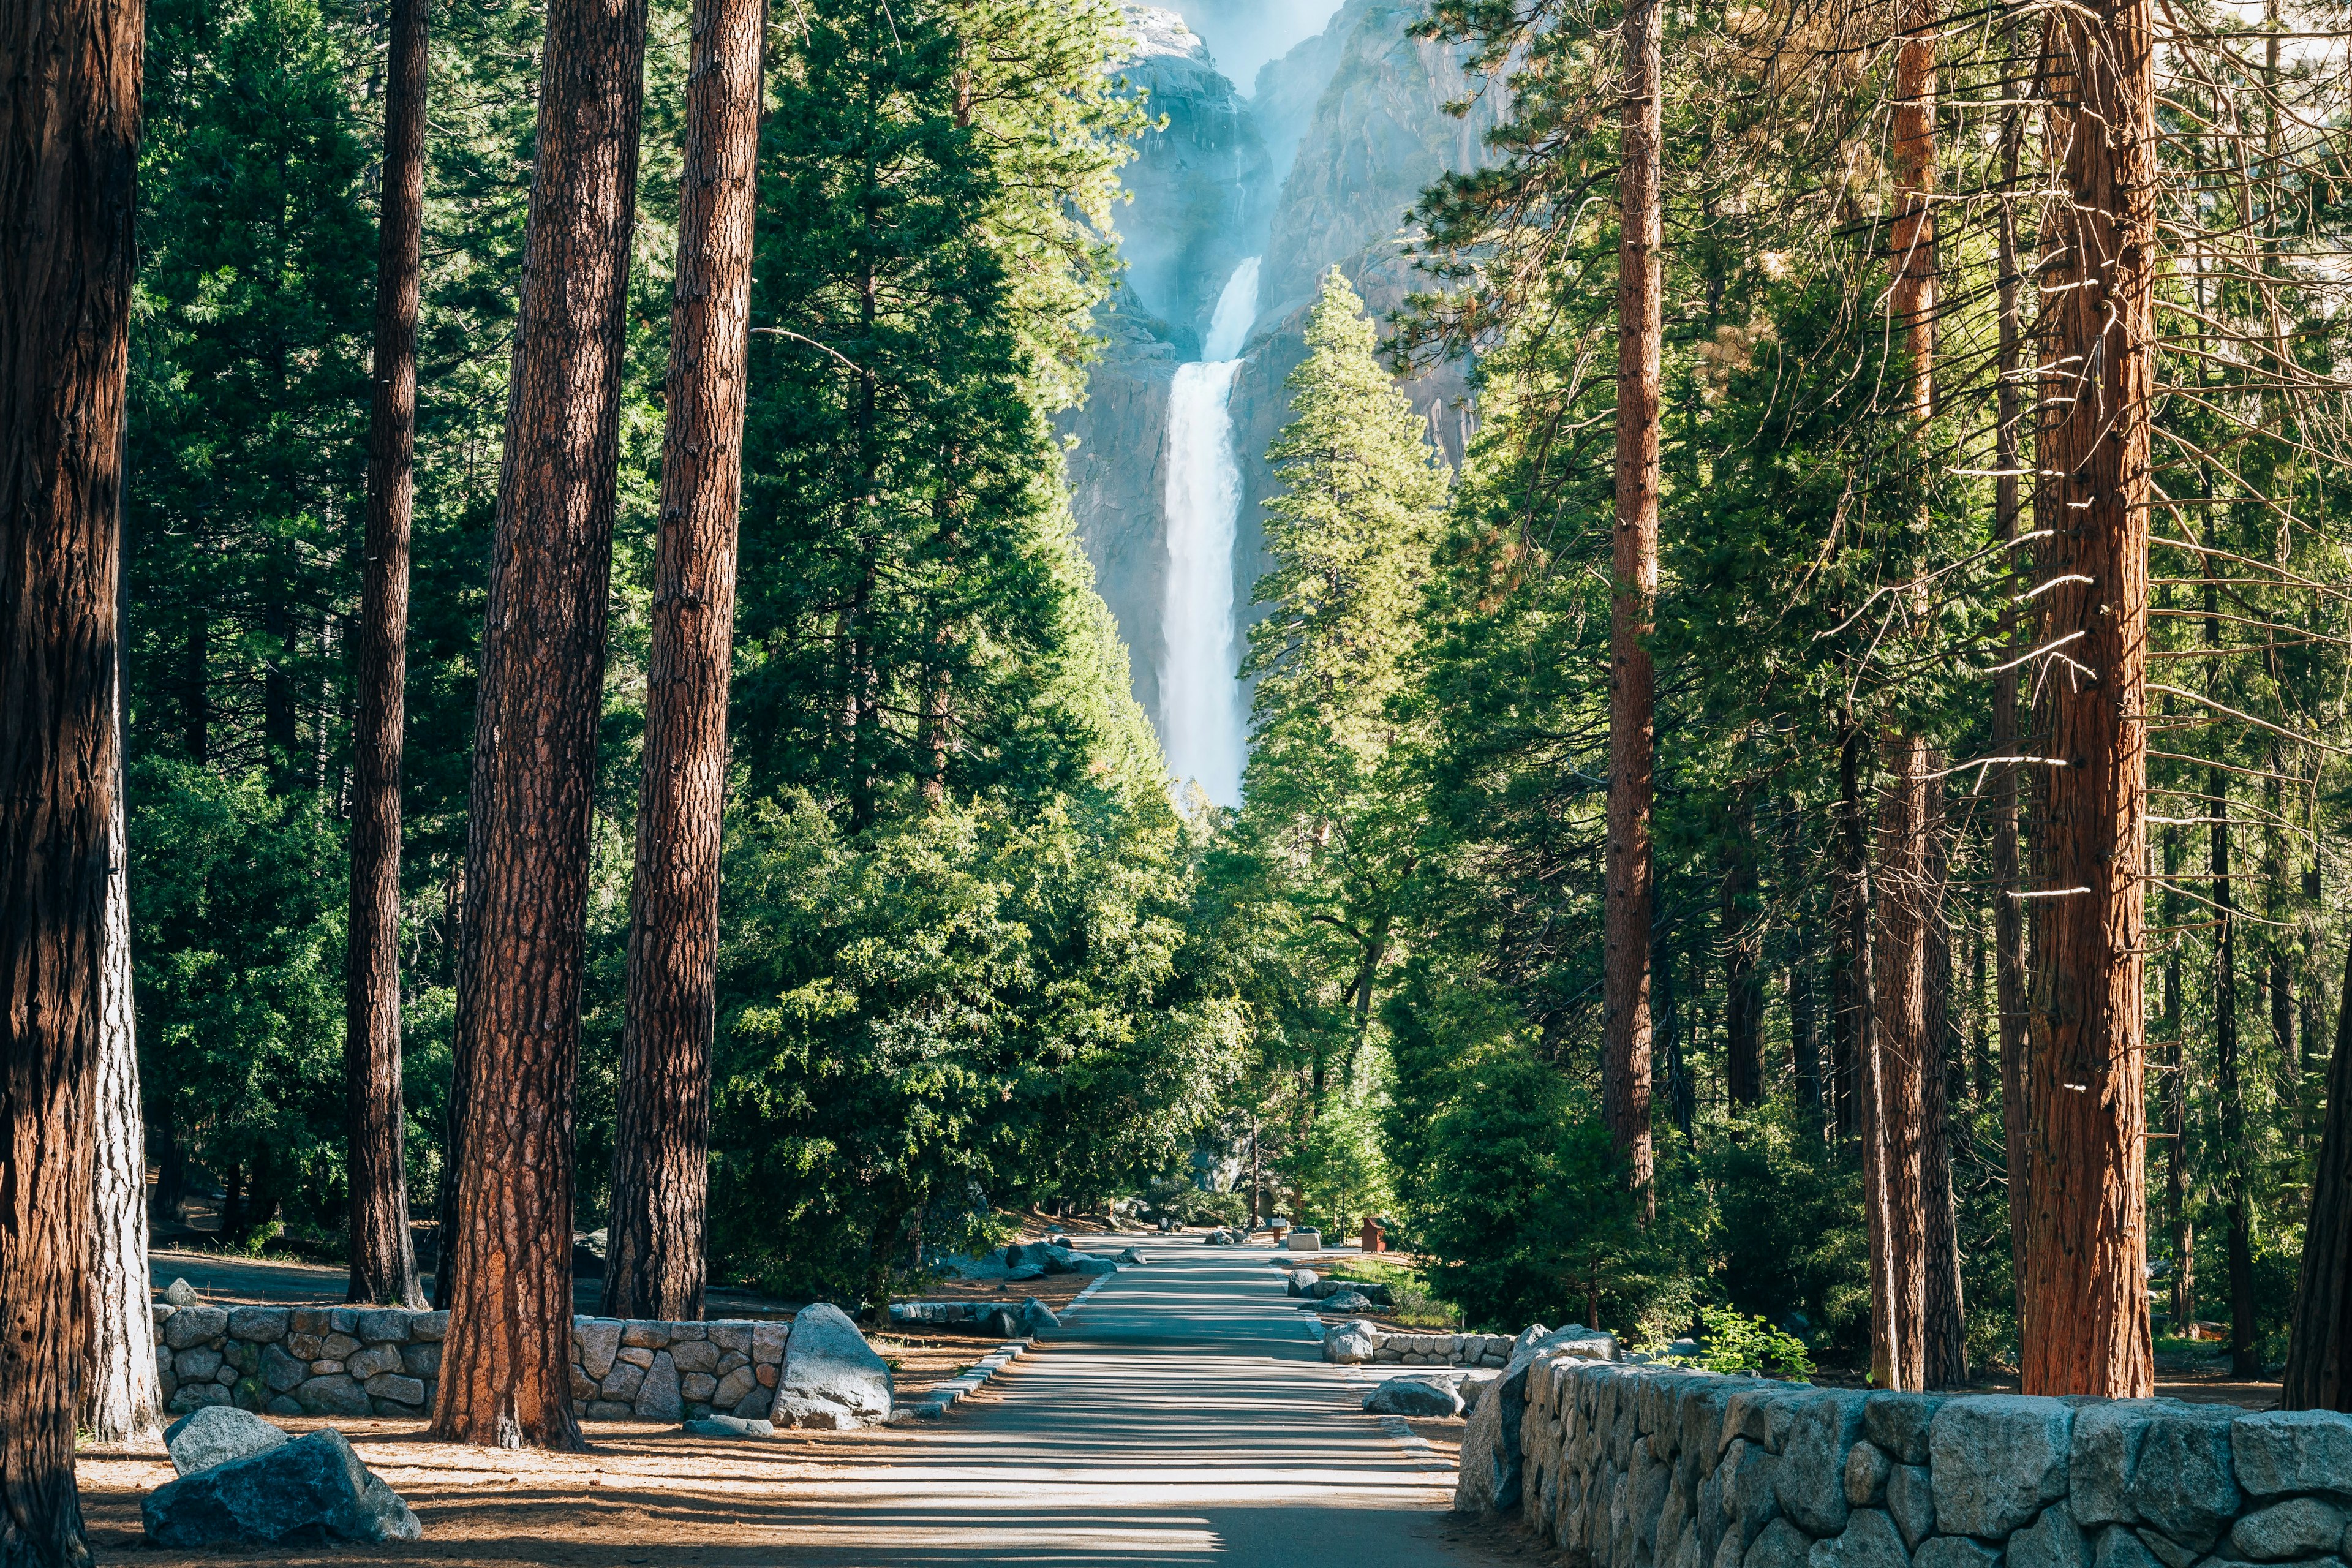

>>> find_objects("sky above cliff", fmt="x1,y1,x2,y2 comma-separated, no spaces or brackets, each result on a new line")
1168,0,1344,91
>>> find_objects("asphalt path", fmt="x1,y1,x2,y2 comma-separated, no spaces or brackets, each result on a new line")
733,1239,1521,1566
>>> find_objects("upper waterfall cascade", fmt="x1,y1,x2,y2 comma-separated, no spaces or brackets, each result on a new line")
1158,257,1261,808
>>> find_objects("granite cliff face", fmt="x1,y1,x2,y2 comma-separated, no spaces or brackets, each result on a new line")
1063,2,1499,738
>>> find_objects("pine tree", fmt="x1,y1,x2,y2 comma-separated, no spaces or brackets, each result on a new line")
1242,265,1446,1093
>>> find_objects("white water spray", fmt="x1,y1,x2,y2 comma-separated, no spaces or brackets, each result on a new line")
1160,257,1259,807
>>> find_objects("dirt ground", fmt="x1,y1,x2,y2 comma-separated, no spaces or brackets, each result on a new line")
80,1411,995,1567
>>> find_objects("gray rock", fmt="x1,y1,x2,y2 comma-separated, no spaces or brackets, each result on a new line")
599,1362,646,1403
362,1373,425,1405
710,1324,752,1355
345,1344,404,1381
2135,1531,2199,1568
1287,1270,1316,1296
402,1343,442,1378
164,1277,200,1308
355,1309,412,1345
1324,1320,1379,1363
1866,1394,1948,1466
2233,1412,2352,1501
1065,1256,1118,1275
753,1321,787,1363
1808,1509,1911,1568
587,1400,635,1420
294,1375,374,1418
410,1310,448,1342
260,1343,307,1395
1362,1377,1461,1417
983,1307,1020,1340
1005,1264,1047,1283
162,1305,227,1351
710,1364,757,1412
2234,1501,2348,1562
1887,1464,1934,1548
1913,1539,2002,1568
2132,1405,2241,1549
1455,1373,1510,1514
1932,1397,2075,1539
1724,1438,1784,1547
636,1351,684,1422
141,1428,421,1547
682,1373,718,1404
1779,1392,1871,1537
617,1346,655,1371
167,1382,231,1415
1748,1518,1817,1568
226,1306,288,1343
1319,1290,1374,1314
2097,1526,2166,1568
1119,1248,1147,1265
165,1406,288,1477
320,1332,362,1361
670,1339,720,1375
1017,1298,1060,1335
175,1348,223,1382
682,1415,774,1438
771,1303,891,1429
622,1321,671,1349
573,1318,622,1381
1848,1443,1893,1507
2011,1504,2093,1568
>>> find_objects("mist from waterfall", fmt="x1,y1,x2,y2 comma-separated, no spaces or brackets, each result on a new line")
1159,256,1260,807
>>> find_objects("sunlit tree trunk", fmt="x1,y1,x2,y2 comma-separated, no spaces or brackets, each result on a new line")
605,0,763,1328
2019,0,2156,1398
0,0,141,1539
431,0,650,1452
345,0,430,1312
1603,0,1662,1218
88,643,162,1447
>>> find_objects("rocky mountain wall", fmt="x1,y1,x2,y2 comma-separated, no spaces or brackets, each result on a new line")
1064,1,1499,736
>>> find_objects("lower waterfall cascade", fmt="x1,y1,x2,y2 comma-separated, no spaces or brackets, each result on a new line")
1158,255,1261,807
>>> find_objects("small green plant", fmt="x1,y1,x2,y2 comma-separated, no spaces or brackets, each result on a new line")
1653,1305,1814,1381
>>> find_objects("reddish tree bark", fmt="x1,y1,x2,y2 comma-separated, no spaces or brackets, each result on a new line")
1872,735,1929,1390
345,0,431,1312
1991,94,2034,1328
0,0,141,1542
2286,925,2352,1408
605,0,764,1326
1603,0,1662,1217
431,0,650,1451
1918,788,1967,1389
2021,0,2157,1398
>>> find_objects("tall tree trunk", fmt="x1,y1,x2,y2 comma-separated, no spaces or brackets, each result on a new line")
2019,0,2157,1398
1872,734,1929,1389
2285,925,2352,1408
2162,822,2194,1334
1603,0,1662,1218
345,0,431,1312
431,0,649,1452
1918,781,1967,1388
89,574,162,1447
0,0,140,1539
1991,72,2034,1340
2211,769,2260,1379
1724,812,1763,1107
603,0,763,1328
1844,723,1898,1390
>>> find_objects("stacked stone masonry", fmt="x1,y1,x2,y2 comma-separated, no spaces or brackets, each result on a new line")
153,1304,788,1424
1330,1325,1515,1367
1467,1346,2352,1568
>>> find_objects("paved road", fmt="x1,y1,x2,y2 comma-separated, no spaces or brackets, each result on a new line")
733,1240,1517,1566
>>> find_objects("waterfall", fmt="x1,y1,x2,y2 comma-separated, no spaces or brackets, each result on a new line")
1159,256,1260,807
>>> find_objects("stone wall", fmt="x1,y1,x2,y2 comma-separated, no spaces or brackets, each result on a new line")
154,1304,786,1425
1459,1332,2352,1568
1324,1324,1517,1368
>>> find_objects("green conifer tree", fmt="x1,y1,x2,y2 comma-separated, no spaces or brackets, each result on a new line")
1238,266,1447,1102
